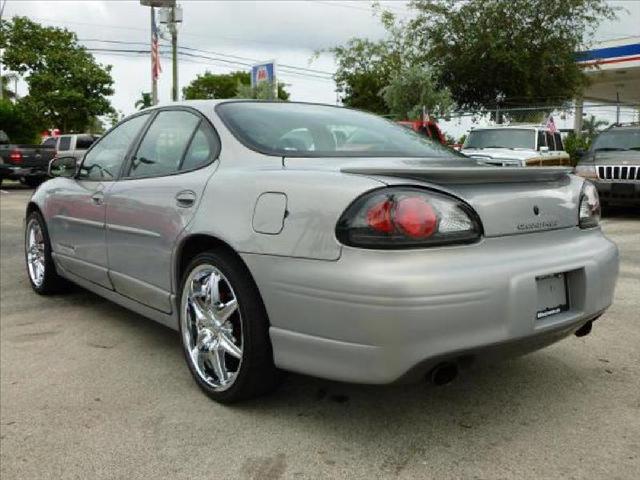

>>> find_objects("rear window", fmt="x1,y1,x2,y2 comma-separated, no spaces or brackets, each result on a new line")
42,137,57,147
216,102,459,158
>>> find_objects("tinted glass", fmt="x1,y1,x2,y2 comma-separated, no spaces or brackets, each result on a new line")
128,110,200,178
464,129,536,150
592,129,640,151
545,132,555,150
181,124,218,171
42,137,57,147
537,131,546,149
554,133,563,151
79,114,149,181
76,135,97,149
217,102,459,158
58,136,71,151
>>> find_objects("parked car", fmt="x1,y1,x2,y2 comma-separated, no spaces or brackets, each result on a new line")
42,133,100,163
397,119,447,144
26,101,618,403
461,125,570,167
574,123,640,207
0,130,56,187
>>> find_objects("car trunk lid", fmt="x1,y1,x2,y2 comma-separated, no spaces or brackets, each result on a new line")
283,157,580,237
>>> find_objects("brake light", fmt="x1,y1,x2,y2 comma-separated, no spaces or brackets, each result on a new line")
9,150,23,163
395,197,437,238
337,187,483,249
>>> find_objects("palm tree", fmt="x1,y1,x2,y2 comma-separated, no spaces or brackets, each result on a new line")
582,115,608,141
134,92,152,110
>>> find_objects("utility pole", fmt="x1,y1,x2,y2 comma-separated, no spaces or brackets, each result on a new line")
170,5,178,102
0,0,7,102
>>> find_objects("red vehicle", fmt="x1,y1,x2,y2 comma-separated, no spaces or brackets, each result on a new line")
397,119,446,145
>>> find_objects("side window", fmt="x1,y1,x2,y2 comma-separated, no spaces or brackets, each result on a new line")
537,131,547,150
76,135,97,149
42,137,57,147
554,133,563,151
58,136,71,151
545,132,555,150
181,123,219,171
79,114,150,181
128,110,200,178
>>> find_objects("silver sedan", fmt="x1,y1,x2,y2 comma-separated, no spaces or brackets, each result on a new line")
25,101,619,403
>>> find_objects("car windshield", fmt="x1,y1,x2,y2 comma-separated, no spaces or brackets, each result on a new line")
463,129,536,150
216,102,461,158
592,129,640,151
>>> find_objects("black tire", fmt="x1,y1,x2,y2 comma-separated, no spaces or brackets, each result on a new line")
25,210,71,295
178,250,280,403
24,177,44,188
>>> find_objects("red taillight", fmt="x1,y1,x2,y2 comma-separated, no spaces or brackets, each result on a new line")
337,187,482,249
9,150,23,163
366,199,394,233
366,196,437,238
395,197,437,238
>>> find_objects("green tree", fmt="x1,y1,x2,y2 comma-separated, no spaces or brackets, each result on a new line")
0,98,41,143
399,0,616,116
235,81,290,101
183,70,289,101
135,92,152,110
1,16,114,132
582,115,608,139
381,64,452,120
326,38,403,114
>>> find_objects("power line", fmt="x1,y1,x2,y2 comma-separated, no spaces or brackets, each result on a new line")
79,38,335,77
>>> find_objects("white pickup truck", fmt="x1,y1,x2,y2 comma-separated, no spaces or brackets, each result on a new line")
42,133,100,163
461,125,570,167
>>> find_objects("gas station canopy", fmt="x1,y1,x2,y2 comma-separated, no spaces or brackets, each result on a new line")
577,36,640,106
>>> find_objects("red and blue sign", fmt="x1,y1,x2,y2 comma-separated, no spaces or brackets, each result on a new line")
251,61,276,87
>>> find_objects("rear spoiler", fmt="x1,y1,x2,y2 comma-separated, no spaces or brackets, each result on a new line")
340,165,572,185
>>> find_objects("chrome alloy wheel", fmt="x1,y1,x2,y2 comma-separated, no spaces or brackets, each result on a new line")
26,219,46,288
181,264,243,391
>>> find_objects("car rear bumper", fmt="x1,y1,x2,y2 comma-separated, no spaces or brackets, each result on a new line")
592,180,640,206
0,164,47,178
242,227,619,384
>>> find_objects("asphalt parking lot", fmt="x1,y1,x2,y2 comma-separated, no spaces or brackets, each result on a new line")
1,182,639,480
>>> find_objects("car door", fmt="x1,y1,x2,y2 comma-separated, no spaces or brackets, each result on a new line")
105,108,220,313
47,114,151,288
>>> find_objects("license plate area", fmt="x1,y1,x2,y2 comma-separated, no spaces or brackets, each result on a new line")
536,273,569,320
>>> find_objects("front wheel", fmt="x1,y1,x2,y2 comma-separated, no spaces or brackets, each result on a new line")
179,251,280,403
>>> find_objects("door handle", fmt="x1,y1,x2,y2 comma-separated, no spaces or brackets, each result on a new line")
175,190,197,208
91,191,104,205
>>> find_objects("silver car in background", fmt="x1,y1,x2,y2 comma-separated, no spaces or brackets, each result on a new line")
25,101,618,403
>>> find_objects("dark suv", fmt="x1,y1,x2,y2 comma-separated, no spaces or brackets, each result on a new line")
575,124,640,207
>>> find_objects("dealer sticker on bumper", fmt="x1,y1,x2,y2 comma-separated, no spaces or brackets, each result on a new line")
536,273,569,320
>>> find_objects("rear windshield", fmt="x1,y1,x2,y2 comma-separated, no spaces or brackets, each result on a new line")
592,129,640,151
463,129,536,150
216,102,460,158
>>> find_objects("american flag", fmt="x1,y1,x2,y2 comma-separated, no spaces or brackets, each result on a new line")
151,12,162,80
545,115,557,134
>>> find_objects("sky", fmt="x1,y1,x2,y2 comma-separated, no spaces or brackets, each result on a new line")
3,0,640,138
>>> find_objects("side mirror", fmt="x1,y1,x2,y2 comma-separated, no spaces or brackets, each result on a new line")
539,146,549,152
48,156,77,178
